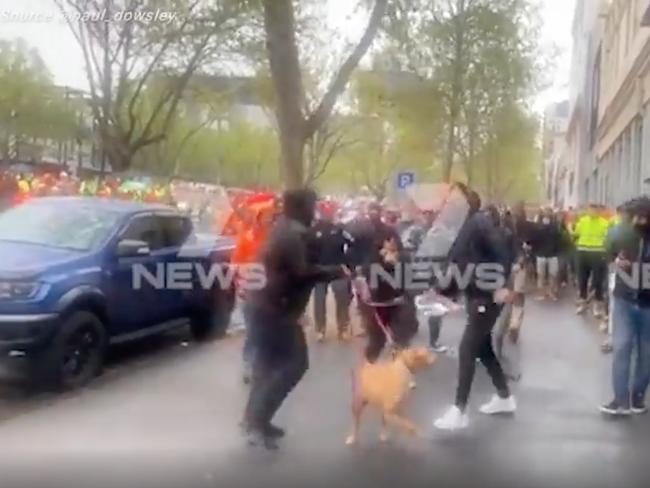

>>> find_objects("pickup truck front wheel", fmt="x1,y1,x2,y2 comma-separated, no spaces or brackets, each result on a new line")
38,311,107,390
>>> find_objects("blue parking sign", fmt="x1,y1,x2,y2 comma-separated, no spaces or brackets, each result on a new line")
397,171,415,189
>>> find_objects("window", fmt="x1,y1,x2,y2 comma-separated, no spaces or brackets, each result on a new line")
160,216,192,248
0,201,120,252
121,216,165,251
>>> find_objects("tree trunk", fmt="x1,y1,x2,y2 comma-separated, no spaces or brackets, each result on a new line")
443,0,466,183
263,0,387,189
466,118,476,186
263,0,306,189
443,119,456,183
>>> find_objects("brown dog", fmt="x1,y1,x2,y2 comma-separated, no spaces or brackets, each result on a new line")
345,347,437,445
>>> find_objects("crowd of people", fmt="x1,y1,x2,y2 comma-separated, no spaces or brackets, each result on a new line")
2,170,646,448
0,170,175,210
229,184,650,449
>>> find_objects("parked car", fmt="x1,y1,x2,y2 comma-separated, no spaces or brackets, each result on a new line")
0,197,235,389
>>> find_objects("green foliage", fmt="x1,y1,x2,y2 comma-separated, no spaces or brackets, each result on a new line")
2,0,546,202
319,70,445,197
471,103,542,203
133,116,280,187
380,0,545,202
0,39,80,157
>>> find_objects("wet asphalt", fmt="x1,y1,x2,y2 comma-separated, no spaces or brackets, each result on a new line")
0,299,648,488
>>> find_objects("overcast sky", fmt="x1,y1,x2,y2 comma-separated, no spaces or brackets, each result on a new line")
0,0,575,107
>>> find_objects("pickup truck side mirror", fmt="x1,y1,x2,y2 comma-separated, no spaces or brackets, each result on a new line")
116,239,151,258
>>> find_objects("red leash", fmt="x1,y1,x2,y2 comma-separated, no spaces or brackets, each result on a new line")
351,277,398,346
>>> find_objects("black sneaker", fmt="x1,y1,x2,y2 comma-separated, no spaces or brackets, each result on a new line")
599,400,631,416
264,423,286,438
632,398,648,415
244,427,279,450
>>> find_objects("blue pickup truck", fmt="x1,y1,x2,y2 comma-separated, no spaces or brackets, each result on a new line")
0,197,235,389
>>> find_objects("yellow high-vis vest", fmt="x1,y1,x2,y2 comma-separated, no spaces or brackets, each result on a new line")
573,215,609,252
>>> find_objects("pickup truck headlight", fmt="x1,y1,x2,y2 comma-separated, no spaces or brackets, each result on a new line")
0,281,41,300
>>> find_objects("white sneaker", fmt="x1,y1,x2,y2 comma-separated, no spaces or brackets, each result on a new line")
479,395,517,415
433,406,469,431
430,343,448,354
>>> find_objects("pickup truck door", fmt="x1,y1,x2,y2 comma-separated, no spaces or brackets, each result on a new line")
108,214,167,335
152,214,195,321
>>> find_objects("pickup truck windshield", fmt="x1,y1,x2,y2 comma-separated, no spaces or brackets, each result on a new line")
0,202,120,251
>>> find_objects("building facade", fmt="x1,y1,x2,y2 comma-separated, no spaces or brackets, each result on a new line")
590,0,650,206
566,0,604,208
543,101,569,207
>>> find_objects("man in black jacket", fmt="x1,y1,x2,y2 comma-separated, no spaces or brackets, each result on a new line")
348,202,418,361
310,209,354,341
533,208,563,300
434,189,516,431
600,197,650,416
242,189,345,449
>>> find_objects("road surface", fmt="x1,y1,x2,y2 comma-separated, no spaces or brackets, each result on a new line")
0,299,648,488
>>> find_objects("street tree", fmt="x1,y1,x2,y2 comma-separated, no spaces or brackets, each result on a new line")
304,116,360,185
0,39,80,160
317,68,439,197
260,0,389,188
53,0,253,172
472,102,541,203
133,78,235,177
384,0,543,186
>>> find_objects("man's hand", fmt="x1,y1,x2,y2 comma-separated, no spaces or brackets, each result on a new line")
341,265,353,277
494,288,514,304
508,327,520,344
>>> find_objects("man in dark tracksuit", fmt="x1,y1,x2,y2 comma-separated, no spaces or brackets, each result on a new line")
242,189,344,449
310,212,354,341
434,192,515,431
532,210,564,300
348,203,418,361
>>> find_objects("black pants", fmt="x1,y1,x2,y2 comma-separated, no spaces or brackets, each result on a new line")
428,315,442,347
244,312,308,431
455,298,510,411
313,278,352,333
576,251,607,301
361,298,418,362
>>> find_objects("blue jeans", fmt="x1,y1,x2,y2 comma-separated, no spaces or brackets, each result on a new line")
612,298,650,406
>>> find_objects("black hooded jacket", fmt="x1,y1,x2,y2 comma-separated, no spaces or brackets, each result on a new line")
532,219,564,257
448,209,512,301
249,190,343,322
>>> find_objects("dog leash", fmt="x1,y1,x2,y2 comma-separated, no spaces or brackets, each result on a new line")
351,277,398,346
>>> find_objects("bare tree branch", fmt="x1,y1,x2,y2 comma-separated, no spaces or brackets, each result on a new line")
303,0,388,139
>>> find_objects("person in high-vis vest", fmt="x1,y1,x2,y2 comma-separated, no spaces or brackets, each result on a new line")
573,203,610,317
